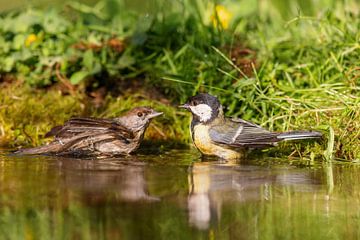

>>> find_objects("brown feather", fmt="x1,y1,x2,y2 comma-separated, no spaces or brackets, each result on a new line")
47,117,134,140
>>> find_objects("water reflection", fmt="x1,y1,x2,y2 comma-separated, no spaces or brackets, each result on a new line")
188,163,212,230
187,161,321,230
1,151,360,239
53,157,160,203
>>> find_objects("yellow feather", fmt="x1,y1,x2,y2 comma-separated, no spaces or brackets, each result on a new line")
192,124,243,160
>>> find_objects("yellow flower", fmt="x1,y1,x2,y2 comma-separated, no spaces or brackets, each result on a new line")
25,34,37,47
211,5,233,29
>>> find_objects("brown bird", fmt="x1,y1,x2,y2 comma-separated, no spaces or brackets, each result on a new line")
15,107,163,157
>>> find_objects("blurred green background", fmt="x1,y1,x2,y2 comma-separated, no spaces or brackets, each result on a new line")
0,0,347,18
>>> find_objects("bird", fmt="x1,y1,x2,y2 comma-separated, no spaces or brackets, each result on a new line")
179,93,322,160
15,107,163,157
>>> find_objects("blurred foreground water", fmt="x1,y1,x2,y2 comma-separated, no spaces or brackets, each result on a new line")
1,149,360,239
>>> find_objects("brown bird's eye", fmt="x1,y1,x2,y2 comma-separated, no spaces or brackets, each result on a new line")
192,101,198,106
137,112,143,117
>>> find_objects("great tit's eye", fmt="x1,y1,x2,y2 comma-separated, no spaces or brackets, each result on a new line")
137,112,143,117
192,101,198,106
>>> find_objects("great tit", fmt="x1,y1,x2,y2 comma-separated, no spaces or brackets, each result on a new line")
180,93,322,160
15,107,163,157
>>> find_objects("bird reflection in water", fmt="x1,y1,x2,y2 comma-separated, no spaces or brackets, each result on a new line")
188,163,212,230
187,161,321,230
56,156,159,204
54,156,321,231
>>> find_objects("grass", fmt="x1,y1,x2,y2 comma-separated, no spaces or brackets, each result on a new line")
0,0,359,161
0,83,188,148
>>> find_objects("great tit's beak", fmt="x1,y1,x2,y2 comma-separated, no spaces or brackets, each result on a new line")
148,110,163,119
178,103,190,109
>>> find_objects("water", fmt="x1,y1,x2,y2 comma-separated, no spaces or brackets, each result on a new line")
0,150,360,240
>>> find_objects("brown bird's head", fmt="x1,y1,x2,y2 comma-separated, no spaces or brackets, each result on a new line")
118,107,163,131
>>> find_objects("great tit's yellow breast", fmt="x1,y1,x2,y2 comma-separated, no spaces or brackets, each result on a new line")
192,124,243,160
192,124,216,155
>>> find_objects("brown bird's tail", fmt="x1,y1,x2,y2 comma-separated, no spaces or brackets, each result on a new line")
14,143,61,155
277,131,322,141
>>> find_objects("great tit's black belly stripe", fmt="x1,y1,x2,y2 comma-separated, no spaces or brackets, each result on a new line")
190,119,199,142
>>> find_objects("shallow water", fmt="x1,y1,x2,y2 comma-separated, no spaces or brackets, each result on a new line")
1,149,360,240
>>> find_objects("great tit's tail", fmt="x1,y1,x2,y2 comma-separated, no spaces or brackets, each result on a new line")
277,131,322,141
14,143,61,155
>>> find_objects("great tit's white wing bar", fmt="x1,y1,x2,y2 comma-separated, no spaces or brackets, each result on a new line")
230,118,263,129
209,119,279,148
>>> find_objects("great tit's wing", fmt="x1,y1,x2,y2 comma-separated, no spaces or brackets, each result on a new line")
209,118,279,148
45,117,134,139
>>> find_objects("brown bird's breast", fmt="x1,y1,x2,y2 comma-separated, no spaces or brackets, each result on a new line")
95,130,144,154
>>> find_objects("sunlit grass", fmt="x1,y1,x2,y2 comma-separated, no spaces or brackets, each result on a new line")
0,84,188,148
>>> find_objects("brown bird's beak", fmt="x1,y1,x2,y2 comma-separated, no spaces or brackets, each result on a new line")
178,103,190,109
148,110,163,119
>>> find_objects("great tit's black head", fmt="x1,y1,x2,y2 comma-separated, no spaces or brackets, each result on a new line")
179,93,221,123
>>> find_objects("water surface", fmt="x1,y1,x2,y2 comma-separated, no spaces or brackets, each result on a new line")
0,150,360,239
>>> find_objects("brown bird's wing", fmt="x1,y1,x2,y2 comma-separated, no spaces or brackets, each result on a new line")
43,117,135,155
55,130,132,155
209,118,280,148
15,117,135,156
45,117,134,139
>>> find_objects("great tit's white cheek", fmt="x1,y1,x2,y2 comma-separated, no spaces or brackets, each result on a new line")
190,104,213,122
